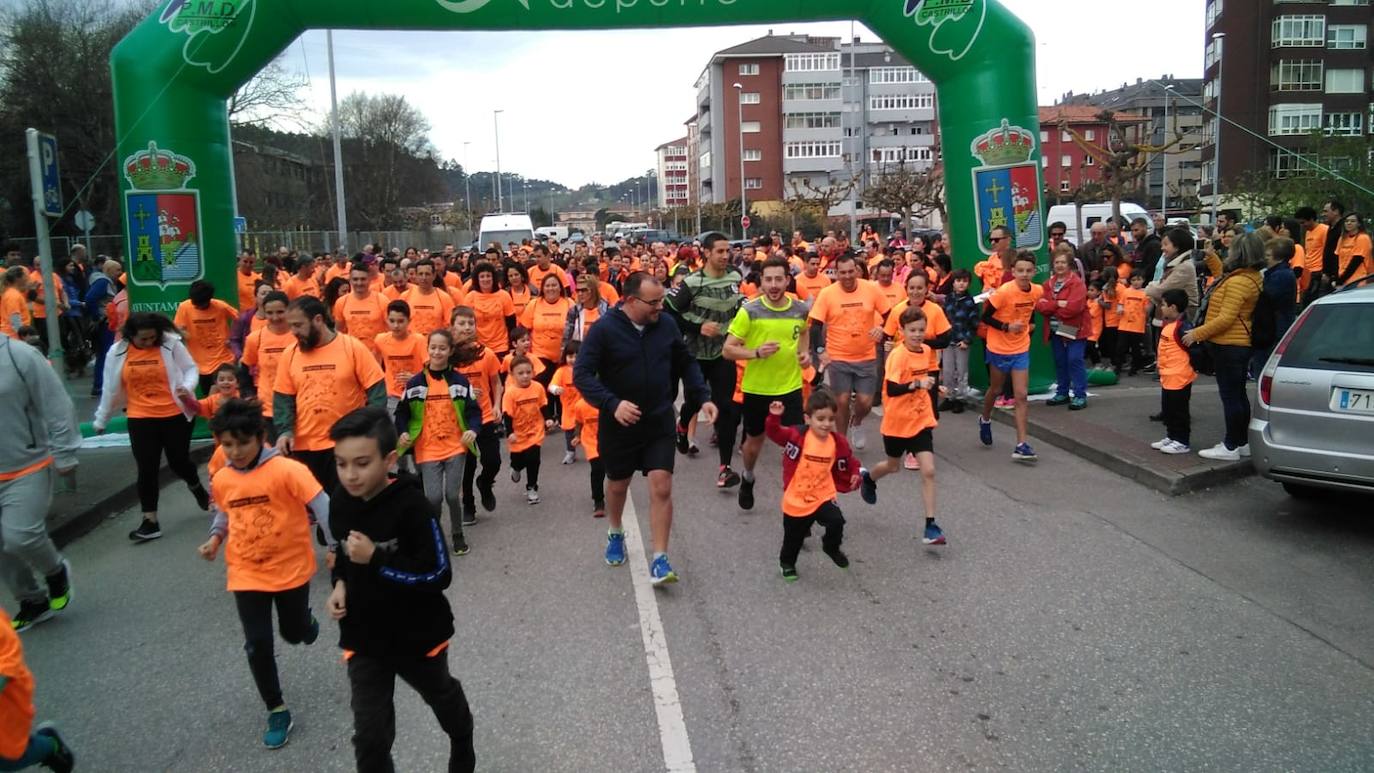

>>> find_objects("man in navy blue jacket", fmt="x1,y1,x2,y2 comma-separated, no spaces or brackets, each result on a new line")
574,272,716,587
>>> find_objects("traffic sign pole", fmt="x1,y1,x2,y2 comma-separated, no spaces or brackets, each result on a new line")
25,128,64,375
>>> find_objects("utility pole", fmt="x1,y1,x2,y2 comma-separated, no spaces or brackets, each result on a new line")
327,30,348,251
494,109,504,212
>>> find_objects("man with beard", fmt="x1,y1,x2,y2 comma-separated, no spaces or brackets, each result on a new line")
274,296,386,492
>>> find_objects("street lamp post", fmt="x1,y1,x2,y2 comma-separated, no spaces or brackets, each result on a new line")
733,82,746,238
1162,84,1174,218
494,109,504,212
462,140,472,228
1210,32,1225,225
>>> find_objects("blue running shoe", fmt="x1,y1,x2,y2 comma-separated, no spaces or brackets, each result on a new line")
1012,442,1038,463
923,521,946,545
649,555,679,586
604,532,626,566
264,709,293,749
978,416,993,446
859,470,877,505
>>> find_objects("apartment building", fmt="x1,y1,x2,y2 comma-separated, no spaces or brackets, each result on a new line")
655,137,691,210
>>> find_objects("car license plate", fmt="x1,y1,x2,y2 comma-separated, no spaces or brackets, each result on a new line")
1331,388,1374,414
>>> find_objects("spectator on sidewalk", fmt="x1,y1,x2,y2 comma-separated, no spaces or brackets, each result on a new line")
1145,227,1199,321
1250,237,1298,378
1035,248,1090,410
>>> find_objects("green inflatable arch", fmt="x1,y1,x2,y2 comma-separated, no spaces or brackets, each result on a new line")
113,0,1051,386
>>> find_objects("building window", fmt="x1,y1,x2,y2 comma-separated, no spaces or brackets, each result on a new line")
1326,67,1364,93
738,63,759,76
869,94,934,111
784,112,841,129
1269,148,1315,178
783,82,842,101
744,178,764,190
1042,156,1049,168
1084,129,1096,141
740,92,761,104
699,151,711,168
1061,155,1072,167
869,66,927,84
1061,130,1072,142
871,147,933,164
1205,39,1220,69
1060,180,1071,192
1328,24,1368,49
1271,60,1323,91
1040,130,1049,142
1271,15,1326,48
1084,155,1096,166
1331,0,1369,6
1324,111,1363,135
741,121,761,133
1268,103,1322,135
1205,0,1223,29
784,53,840,72
743,149,762,161
784,141,843,159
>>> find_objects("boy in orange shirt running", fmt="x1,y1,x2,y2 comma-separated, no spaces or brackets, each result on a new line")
502,357,552,505
197,399,330,750
547,342,582,465
1,607,75,771
1150,289,1196,455
568,394,606,518
977,251,1044,462
451,307,504,525
373,300,428,416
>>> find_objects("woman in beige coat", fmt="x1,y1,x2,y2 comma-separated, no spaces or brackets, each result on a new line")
1145,226,1200,320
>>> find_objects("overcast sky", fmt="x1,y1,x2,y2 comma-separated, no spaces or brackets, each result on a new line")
282,0,1202,188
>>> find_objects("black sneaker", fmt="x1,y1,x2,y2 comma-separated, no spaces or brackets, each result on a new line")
303,614,320,645
937,398,955,412
11,598,53,633
675,424,690,454
716,466,741,489
687,444,700,458
452,534,470,555
478,484,496,512
779,564,799,582
128,518,162,542
190,483,210,512
34,722,74,773
45,559,72,613
461,508,478,526
860,470,877,505
737,478,755,510
950,401,966,414
823,546,850,569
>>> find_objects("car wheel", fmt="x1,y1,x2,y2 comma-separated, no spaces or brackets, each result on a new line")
1282,482,1325,500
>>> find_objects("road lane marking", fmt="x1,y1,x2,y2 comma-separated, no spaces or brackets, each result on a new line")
622,495,696,773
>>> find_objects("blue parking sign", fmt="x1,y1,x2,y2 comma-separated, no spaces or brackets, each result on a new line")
37,133,61,217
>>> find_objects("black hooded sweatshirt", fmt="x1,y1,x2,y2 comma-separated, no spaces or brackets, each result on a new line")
329,473,454,657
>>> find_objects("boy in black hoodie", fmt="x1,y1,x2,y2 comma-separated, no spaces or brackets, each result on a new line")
327,407,476,772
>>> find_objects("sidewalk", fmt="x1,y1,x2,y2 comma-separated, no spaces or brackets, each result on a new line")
984,370,1255,495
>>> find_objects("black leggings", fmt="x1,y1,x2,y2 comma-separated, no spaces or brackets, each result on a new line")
461,424,502,511
348,650,475,773
780,501,845,566
127,415,201,513
233,582,314,710
294,447,340,495
511,447,541,490
589,457,605,505
680,357,740,467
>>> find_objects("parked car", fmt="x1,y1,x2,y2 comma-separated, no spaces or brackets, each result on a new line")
1250,281,1374,498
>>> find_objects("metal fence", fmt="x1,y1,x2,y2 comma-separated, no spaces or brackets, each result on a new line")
7,235,127,262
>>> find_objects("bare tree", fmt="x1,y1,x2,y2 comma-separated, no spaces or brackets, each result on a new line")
323,91,441,230
1058,109,1189,221
229,58,308,129
863,156,946,236
786,173,860,227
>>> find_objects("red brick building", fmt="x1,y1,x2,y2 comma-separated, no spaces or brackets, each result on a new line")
1038,105,1149,203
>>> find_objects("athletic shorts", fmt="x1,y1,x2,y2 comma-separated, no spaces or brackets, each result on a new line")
882,429,934,459
826,358,877,395
741,390,803,437
985,350,1031,373
599,412,676,481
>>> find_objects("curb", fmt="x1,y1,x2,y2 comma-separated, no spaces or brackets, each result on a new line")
51,445,215,549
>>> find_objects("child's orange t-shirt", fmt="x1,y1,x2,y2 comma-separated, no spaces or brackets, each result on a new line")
1118,286,1149,334
0,611,36,759
881,344,938,440
502,351,546,391
241,326,294,417
198,389,239,421
782,430,838,518
569,396,601,460
984,281,1043,355
373,332,428,398
1102,288,1122,329
1086,300,1103,342
413,370,468,464
211,454,321,592
455,347,502,424
502,381,548,453
1157,320,1197,391
551,365,580,430
884,299,952,371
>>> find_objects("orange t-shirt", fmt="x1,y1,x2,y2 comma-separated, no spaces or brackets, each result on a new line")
1118,286,1149,334
382,284,407,302
502,380,548,453
1289,243,1309,295
174,298,239,374
1157,320,1196,391
197,389,238,421
413,370,467,464
236,270,260,311
445,282,468,308
212,454,321,592
508,285,532,310
529,264,569,292
875,281,905,311
782,430,838,518
740,281,759,300
250,315,268,334
985,281,1044,355
274,333,384,451
881,344,938,439
1337,232,1373,285
1086,300,1103,342
794,272,831,302
123,343,181,419
27,271,62,319
373,332,428,398
974,255,1005,291
571,303,603,339
469,291,516,352
283,274,320,301
1304,224,1328,281
403,287,456,337
884,299,951,371
521,297,572,362
551,364,580,430
0,287,30,339
333,292,389,356
241,326,294,417
456,347,502,423
0,613,35,759
1102,287,1123,329
569,396,601,460
599,283,621,306
808,280,893,362
324,262,351,285
502,352,547,391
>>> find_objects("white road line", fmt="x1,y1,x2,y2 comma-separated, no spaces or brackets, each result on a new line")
621,495,697,773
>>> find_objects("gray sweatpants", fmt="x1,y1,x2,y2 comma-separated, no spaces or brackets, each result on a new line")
942,344,971,400
0,466,62,605
419,455,464,539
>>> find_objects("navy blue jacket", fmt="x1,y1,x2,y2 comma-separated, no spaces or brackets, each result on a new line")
573,306,710,423
1262,261,1298,338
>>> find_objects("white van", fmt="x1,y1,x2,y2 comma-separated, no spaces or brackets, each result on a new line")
535,226,569,241
478,213,535,251
1046,202,1152,246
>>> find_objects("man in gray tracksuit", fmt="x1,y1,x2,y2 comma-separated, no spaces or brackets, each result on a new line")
0,335,81,632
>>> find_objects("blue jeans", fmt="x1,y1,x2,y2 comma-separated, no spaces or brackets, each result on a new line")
1051,337,1087,399
1209,343,1252,449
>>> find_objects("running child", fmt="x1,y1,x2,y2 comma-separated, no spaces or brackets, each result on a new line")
764,389,862,582
0,610,75,771
1151,288,1195,455
195,363,240,421
396,329,482,555
500,326,545,391
859,306,945,545
373,300,427,415
326,408,475,773
567,394,606,518
197,398,330,749
502,356,552,505
450,307,503,524
977,251,1044,462
546,341,581,465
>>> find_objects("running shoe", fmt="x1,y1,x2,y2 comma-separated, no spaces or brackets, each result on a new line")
978,416,993,446
1012,442,1038,463
850,426,866,451
562,450,576,465
1069,397,1087,411
822,545,850,568
737,478,755,510
263,709,293,750
1238,444,1251,459
1198,443,1240,461
1159,440,1191,455
687,444,701,458
859,470,878,505
1150,437,1171,450
11,598,53,633
191,483,210,512
526,489,541,505
716,466,741,489
34,723,74,773
479,484,496,513
303,614,319,645
511,467,521,483
994,396,1013,410
649,555,679,586
779,564,799,582
452,534,470,556
923,521,947,546
675,424,690,454
128,518,161,542
904,453,921,470
592,501,606,518
46,558,72,613
605,532,626,566
1046,394,1070,407
461,509,478,527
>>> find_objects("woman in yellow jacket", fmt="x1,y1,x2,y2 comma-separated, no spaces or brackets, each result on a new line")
1183,232,1265,462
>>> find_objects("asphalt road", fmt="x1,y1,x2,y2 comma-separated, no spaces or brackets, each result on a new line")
18,409,1374,772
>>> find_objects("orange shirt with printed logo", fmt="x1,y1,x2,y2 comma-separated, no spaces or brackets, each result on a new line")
882,344,938,439
502,381,548,453
241,326,294,416
469,291,516,352
1118,286,1149,334
456,347,502,423
413,371,467,464
528,264,569,292
123,344,181,418
373,332,428,398
236,270,261,310
794,272,831,302
333,292,389,356
274,333,384,451
521,297,572,362
501,352,546,392
174,298,239,374
808,280,893,362
402,287,456,337
283,274,320,301
984,281,1044,355
509,284,532,310
781,430,838,517
324,262,351,285
212,454,321,592
884,299,951,371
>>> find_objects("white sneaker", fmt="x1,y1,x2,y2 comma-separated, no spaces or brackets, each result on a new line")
1150,437,1171,450
1238,444,1251,458
561,450,576,465
1160,440,1191,455
851,427,866,451
526,490,541,505
1198,443,1240,461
